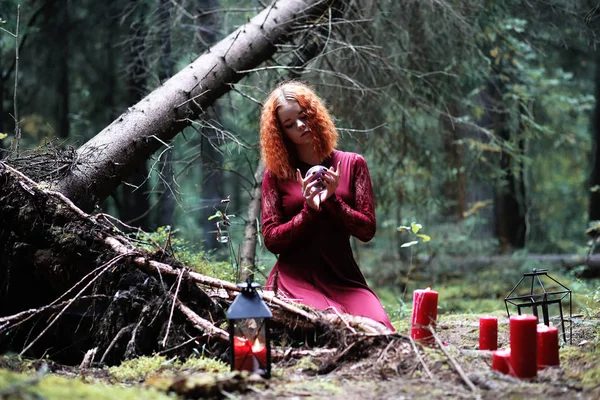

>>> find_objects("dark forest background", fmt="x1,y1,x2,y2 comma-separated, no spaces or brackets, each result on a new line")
1,0,599,315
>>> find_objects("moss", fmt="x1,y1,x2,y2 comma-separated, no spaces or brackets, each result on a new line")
107,355,177,382
0,369,173,400
180,356,229,373
295,356,320,372
107,354,230,383
561,345,600,389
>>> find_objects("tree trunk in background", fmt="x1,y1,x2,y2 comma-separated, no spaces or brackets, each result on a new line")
156,0,176,228
116,0,151,230
590,50,600,222
198,0,223,248
240,159,265,281
54,0,69,138
200,117,224,249
494,83,527,251
55,0,342,211
441,104,466,221
0,45,4,149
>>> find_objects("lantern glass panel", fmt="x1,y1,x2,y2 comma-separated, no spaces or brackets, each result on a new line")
232,318,268,374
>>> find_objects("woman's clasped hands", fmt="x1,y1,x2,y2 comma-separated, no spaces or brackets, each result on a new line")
296,161,341,210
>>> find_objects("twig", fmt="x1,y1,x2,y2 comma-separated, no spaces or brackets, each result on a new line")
19,254,128,356
429,327,479,395
162,268,185,347
0,295,109,333
12,5,21,156
100,325,134,364
324,306,357,334
408,337,434,380
175,299,229,342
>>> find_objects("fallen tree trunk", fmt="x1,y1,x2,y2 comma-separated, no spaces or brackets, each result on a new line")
54,0,343,211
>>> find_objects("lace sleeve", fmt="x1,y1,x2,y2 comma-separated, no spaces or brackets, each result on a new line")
261,170,319,254
323,155,376,242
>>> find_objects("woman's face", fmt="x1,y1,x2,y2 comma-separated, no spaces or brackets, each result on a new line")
277,100,312,146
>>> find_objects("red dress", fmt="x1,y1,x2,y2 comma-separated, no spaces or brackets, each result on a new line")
262,150,394,331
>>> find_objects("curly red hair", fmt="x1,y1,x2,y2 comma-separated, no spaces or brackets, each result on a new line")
260,81,338,180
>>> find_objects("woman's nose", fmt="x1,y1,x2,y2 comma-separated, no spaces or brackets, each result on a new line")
297,119,305,129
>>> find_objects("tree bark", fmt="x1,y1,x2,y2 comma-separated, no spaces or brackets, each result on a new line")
590,50,600,222
239,159,265,281
156,0,176,229
54,0,342,211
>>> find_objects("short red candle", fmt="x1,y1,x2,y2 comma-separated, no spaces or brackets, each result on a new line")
537,324,560,370
491,348,511,374
233,336,253,371
509,315,538,379
251,339,268,370
410,288,438,344
233,336,268,373
479,316,498,350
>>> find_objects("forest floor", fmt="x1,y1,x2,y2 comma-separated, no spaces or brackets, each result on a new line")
0,309,598,399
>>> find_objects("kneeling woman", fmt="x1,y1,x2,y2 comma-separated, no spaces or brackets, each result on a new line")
259,80,394,332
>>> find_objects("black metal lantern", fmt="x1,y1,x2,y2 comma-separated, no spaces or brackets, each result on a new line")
226,280,272,378
504,268,572,344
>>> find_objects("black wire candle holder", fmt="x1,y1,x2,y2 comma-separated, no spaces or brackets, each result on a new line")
504,268,572,345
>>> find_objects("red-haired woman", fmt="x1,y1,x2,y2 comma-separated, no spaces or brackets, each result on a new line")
260,81,394,332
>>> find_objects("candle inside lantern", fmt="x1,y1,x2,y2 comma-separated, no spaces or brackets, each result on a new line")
509,315,538,379
233,336,268,373
410,287,438,344
491,348,511,374
537,324,559,370
479,316,498,351
251,338,268,370
233,336,253,372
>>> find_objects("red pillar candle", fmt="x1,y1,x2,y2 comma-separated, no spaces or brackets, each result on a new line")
479,316,498,350
509,315,538,379
233,336,253,372
491,348,511,374
537,324,560,370
251,339,268,370
410,288,438,344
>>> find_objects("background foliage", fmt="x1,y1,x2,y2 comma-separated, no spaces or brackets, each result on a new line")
1,0,599,316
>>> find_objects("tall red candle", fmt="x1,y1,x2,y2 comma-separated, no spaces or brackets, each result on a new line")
537,324,559,370
509,315,538,379
410,288,438,344
491,348,510,374
479,316,498,350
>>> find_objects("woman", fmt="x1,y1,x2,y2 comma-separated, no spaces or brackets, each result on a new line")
260,80,394,331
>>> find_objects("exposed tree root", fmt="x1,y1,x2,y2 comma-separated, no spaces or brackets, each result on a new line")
0,161,391,368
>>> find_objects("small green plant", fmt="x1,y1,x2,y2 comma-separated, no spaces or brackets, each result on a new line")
137,226,234,281
208,196,243,282
397,222,431,248
397,222,431,299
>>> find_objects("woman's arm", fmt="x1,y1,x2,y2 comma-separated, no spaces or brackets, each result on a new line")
261,170,319,254
322,155,376,242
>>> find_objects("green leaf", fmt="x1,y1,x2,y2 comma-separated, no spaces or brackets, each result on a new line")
0,133,7,140
401,241,419,248
411,222,422,234
417,234,431,242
